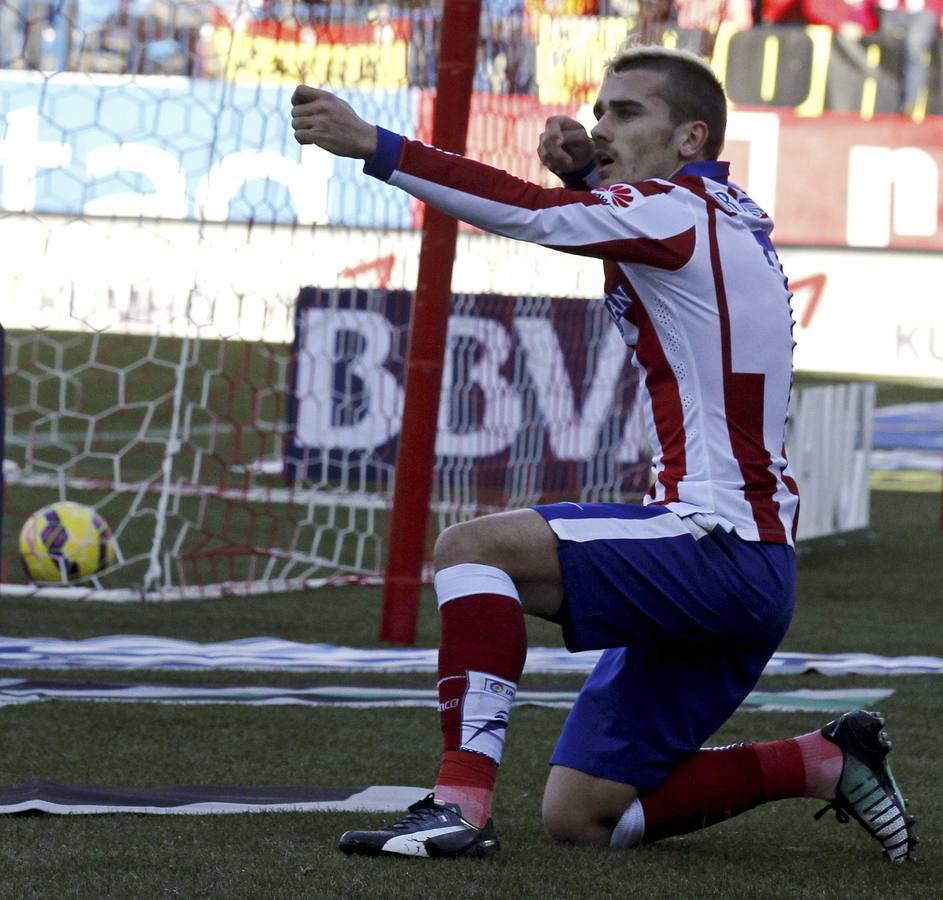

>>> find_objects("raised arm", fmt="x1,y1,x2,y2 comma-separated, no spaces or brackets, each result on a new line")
291,86,695,268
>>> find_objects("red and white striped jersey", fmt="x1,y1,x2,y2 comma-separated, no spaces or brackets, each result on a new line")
366,129,800,546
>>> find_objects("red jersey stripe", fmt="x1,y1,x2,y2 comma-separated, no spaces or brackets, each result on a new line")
705,205,787,543
548,227,696,269
617,274,687,504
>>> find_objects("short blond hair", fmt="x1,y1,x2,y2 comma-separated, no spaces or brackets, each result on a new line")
605,43,717,79
604,43,727,159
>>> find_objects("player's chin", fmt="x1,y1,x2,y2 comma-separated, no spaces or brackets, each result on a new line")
596,166,621,187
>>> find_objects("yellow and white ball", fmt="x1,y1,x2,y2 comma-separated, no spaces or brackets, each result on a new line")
19,501,116,583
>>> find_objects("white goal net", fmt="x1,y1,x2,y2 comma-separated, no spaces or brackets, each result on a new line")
1,1,657,600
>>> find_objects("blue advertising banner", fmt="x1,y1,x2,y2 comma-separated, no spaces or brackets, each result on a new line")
0,71,415,226
286,287,650,508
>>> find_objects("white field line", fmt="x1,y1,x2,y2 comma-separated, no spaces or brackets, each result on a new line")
6,470,390,509
4,422,278,444
0,576,341,603
4,470,493,517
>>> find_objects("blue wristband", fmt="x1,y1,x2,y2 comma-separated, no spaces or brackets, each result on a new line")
561,159,597,188
364,127,403,181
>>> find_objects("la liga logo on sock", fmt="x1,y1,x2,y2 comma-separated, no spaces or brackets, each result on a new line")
484,678,516,699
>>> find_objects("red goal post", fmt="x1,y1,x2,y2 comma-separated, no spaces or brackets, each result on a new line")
380,0,482,644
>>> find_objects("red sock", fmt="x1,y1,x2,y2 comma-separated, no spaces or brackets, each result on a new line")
433,592,526,827
791,730,844,799
639,734,839,844
640,744,766,844
435,751,498,828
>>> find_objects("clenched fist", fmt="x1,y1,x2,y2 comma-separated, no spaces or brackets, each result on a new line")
291,85,378,159
537,115,594,177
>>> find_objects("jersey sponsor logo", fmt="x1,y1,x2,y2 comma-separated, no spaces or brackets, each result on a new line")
604,285,633,336
711,188,770,222
739,194,769,219
593,184,636,208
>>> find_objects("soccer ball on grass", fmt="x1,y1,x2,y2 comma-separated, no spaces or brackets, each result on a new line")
19,501,117,584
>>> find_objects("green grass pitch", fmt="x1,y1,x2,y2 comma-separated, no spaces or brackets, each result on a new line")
2,332,940,896
0,490,940,898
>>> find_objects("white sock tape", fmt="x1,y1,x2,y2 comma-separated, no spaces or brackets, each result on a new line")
459,669,517,764
433,563,520,607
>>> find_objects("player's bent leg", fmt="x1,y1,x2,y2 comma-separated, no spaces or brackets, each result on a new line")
340,510,565,859
433,509,565,619
338,560,523,859
542,765,639,846
431,511,563,830
338,510,569,860
583,712,916,861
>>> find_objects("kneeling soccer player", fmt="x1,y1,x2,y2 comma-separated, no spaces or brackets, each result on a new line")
290,43,916,862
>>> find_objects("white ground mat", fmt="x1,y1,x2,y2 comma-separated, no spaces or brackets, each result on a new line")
0,636,940,675
0,781,429,815
0,678,894,712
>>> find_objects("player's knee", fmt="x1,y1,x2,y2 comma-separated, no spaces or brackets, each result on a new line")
433,520,489,570
543,766,637,846
541,791,610,846
541,797,578,843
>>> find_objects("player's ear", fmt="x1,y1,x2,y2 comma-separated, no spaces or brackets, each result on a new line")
677,120,710,160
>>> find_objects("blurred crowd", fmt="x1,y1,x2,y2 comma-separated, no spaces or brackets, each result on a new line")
0,0,939,115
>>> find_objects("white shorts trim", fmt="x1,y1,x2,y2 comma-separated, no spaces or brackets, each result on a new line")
546,513,691,543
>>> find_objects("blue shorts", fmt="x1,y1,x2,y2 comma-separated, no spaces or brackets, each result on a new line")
532,501,796,791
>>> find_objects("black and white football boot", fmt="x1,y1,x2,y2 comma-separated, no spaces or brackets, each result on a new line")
338,793,500,859
815,710,917,862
